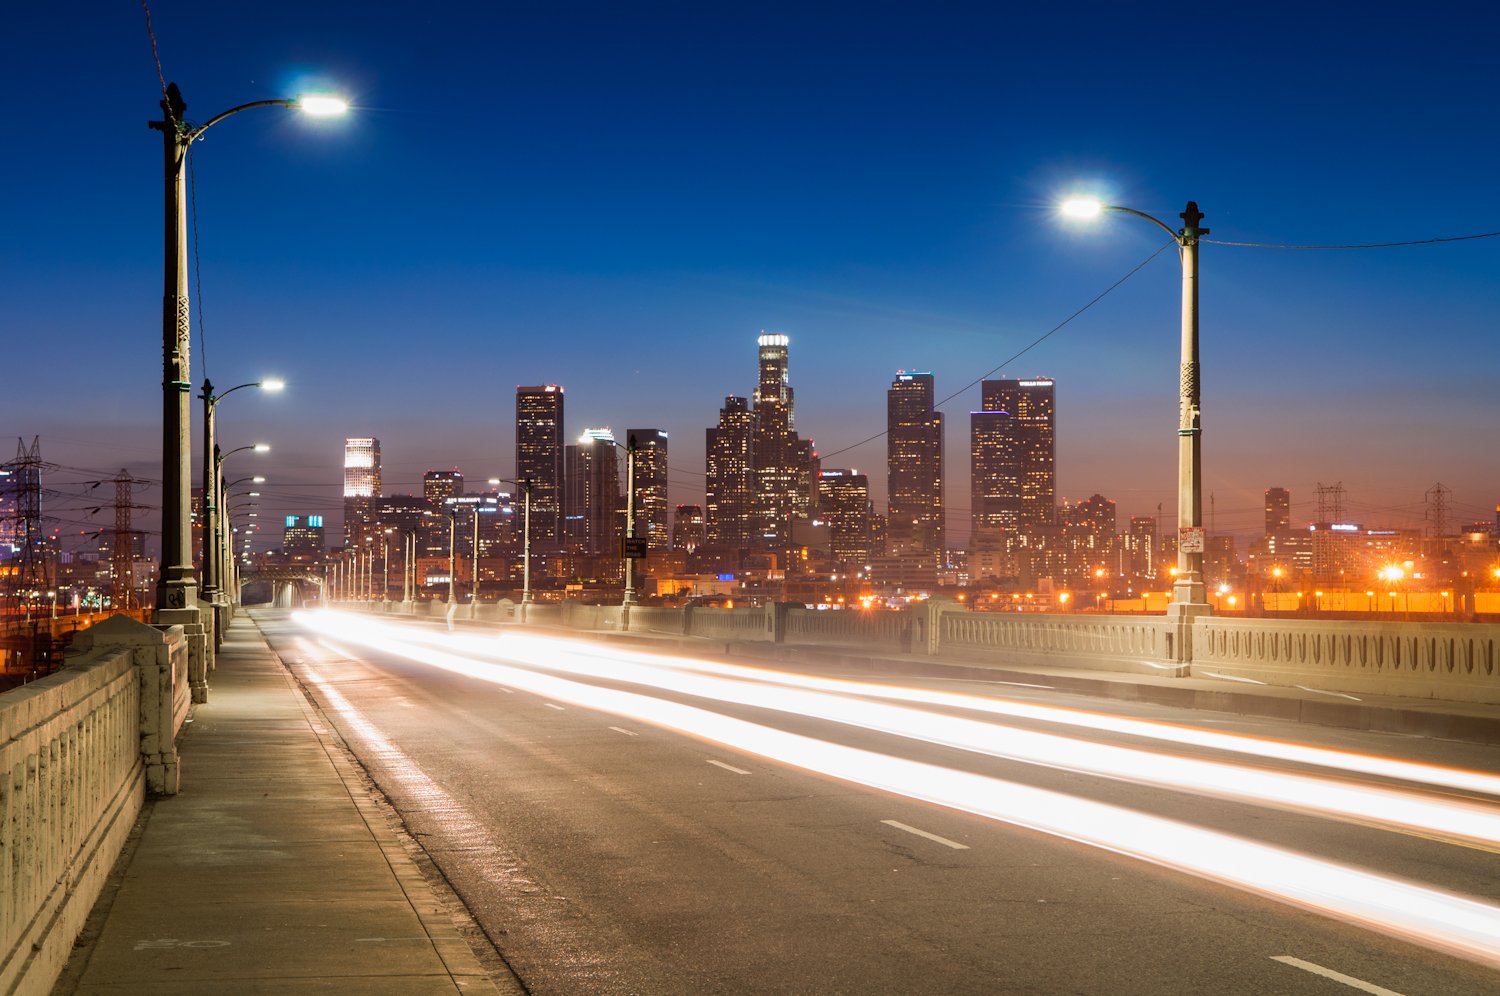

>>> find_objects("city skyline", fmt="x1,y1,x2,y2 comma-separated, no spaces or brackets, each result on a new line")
4,3,1499,554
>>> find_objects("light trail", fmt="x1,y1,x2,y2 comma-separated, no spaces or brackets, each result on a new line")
414,627,1500,850
292,611,1500,970
477,629,1500,801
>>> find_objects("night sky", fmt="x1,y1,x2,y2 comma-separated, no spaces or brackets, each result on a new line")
5,2,1498,553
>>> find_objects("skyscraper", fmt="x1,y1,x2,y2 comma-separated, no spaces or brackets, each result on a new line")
751,333,813,558
886,371,944,564
672,504,705,553
705,395,756,552
282,515,326,562
627,429,670,552
343,437,381,548
579,428,620,557
817,469,873,567
1265,487,1291,535
424,470,464,507
516,385,564,548
970,378,1055,538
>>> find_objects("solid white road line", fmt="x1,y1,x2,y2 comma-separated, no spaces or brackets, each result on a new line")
881,819,969,850
707,759,751,774
609,726,639,736
1271,956,1404,995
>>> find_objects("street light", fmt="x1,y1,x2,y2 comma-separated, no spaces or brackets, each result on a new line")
151,81,345,624
200,379,282,608
1061,196,1210,617
491,478,535,607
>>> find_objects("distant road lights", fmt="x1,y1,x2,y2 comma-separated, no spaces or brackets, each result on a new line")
1060,193,1209,618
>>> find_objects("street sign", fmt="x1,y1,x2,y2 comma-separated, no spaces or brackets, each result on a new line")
621,537,649,560
1178,526,1205,553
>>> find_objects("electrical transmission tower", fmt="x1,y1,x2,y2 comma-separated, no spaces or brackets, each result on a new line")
109,470,153,610
2,437,49,620
1425,482,1451,538
1314,482,1346,523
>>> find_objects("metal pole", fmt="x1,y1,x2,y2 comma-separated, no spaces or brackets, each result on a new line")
1172,201,1208,609
447,512,457,604
152,85,198,616
522,481,533,604
383,532,390,602
623,436,638,606
472,507,480,603
200,383,218,602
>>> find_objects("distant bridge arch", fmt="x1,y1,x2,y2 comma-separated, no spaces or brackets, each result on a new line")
239,567,325,608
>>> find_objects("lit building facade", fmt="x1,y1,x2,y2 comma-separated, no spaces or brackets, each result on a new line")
705,395,756,552
817,469,873,567
1265,487,1291,535
751,333,813,558
673,504,705,553
627,429,670,552
516,386,564,548
283,515,326,562
343,437,381,549
886,371,944,565
424,470,464,507
580,429,620,558
970,378,1057,539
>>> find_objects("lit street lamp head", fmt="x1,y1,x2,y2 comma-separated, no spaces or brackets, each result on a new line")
1060,197,1104,219
253,443,271,453
296,95,349,117
260,378,286,392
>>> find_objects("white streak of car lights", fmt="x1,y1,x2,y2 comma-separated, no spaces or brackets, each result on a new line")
474,628,1500,801
421,628,1500,849
293,611,1500,969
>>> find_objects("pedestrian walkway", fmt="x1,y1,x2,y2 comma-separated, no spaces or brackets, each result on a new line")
53,614,508,995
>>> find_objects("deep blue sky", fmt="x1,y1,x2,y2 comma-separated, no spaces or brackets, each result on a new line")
5,1,1498,551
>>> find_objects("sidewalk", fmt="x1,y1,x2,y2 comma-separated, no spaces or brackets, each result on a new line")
53,614,509,995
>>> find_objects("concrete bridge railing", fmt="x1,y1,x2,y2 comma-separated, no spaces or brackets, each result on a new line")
0,615,189,994
339,597,1500,705
1193,616,1500,704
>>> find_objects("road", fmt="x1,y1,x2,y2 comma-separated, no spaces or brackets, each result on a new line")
255,609,1500,994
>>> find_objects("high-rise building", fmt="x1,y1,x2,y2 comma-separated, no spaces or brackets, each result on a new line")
673,504,705,553
751,333,812,557
1124,515,1158,581
817,469,873,567
516,386,564,548
970,378,1055,538
561,443,590,552
627,429,670,552
343,438,381,548
886,371,944,564
283,515,326,562
579,429,620,557
705,395,756,552
424,470,464,507
1265,487,1291,535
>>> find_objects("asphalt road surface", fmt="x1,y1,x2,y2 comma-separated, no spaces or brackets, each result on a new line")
255,609,1500,995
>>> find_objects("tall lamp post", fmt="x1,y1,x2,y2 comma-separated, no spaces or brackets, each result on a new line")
200,380,281,610
150,83,345,627
492,478,535,608
1061,197,1211,618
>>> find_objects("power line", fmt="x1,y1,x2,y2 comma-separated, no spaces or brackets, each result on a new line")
1203,231,1500,250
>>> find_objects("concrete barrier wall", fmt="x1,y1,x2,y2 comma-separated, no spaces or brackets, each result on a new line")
785,607,913,650
1194,617,1500,703
627,606,686,636
0,612,192,996
686,607,770,641
940,611,1176,674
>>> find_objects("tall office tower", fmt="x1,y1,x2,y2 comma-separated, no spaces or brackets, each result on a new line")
1265,487,1291,535
886,371,944,564
561,443,590,552
751,333,812,555
705,395,756,551
970,378,1055,537
578,429,620,556
673,504,705,553
1125,515,1158,581
282,515,326,562
627,429,670,552
516,385,564,548
817,469,873,567
423,470,464,507
343,437,381,548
